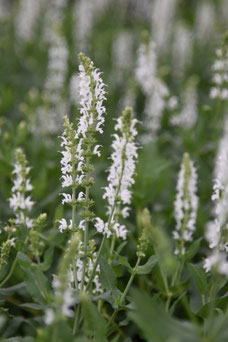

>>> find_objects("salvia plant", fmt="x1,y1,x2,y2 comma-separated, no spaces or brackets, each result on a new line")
1,1,228,342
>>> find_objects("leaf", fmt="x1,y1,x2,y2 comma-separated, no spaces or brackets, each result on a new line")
17,252,31,269
81,292,107,342
117,255,132,270
187,263,208,295
39,246,54,271
1,337,35,342
185,238,202,261
0,282,25,298
116,241,127,255
137,255,158,275
22,265,50,305
197,296,228,319
90,290,114,306
99,256,121,302
128,289,201,342
19,303,44,311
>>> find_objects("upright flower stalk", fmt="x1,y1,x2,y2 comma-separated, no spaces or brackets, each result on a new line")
58,53,107,294
87,107,138,289
102,106,138,244
204,122,228,276
9,148,34,229
209,34,228,101
173,153,198,256
135,37,169,142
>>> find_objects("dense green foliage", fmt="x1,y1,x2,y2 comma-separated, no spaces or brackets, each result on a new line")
0,0,228,341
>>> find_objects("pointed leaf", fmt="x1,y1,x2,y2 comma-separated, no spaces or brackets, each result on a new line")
188,263,208,295
137,255,158,275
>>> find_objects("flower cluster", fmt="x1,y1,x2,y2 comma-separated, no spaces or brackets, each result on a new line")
15,0,43,43
172,22,193,81
210,36,228,100
173,153,198,255
135,40,157,96
38,33,68,135
58,53,107,233
0,238,16,267
141,79,169,143
9,148,34,229
204,121,228,276
96,107,138,240
135,39,169,142
69,241,102,294
171,78,198,129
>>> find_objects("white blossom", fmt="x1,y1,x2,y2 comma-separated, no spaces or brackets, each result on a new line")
173,153,198,255
151,0,177,55
44,308,55,325
141,79,169,143
194,1,215,44
209,46,228,101
77,58,106,138
102,108,138,239
57,218,72,233
135,41,157,96
112,31,134,84
37,33,68,135
204,119,228,276
9,149,34,228
172,22,193,81
171,78,198,129
15,0,44,43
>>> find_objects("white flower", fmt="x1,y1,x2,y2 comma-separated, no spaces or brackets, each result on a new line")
102,108,138,240
58,218,69,233
171,78,198,130
61,193,73,205
62,288,75,317
15,0,43,42
44,308,55,325
9,149,34,228
173,153,198,255
209,44,228,101
204,125,228,276
113,223,127,240
37,32,68,135
135,41,157,96
77,56,106,138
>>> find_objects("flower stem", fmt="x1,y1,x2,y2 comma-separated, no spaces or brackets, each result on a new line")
0,256,18,288
107,257,141,328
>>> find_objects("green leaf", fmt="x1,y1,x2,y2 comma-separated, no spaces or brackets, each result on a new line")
81,292,107,342
185,238,202,261
187,263,208,295
117,255,132,270
99,256,121,301
137,255,158,275
19,303,44,310
39,246,54,271
1,337,35,342
22,265,50,305
0,282,25,298
17,252,31,269
197,296,228,319
129,289,201,342
116,241,127,255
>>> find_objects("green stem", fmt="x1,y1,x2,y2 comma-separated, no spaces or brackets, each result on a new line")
0,256,18,288
107,257,141,328
86,234,106,291
73,305,80,335
81,154,91,292
109,234,116,265
120,257,141,305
